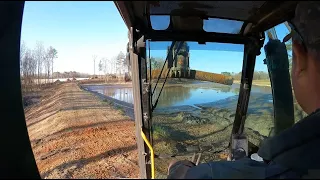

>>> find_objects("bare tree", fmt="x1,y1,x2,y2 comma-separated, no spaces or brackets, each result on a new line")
92,55,97,76
44,51,50,84
105,58,111,75
46,46,58,82
21,50,29,91
104,58,109,82
116,51,125,78
20,41,58,92
98,57,116,82
34,41,46,86
21,49,37,92
111,56,117,76
99,57,106,82
98,59,103,76
20,41,26,76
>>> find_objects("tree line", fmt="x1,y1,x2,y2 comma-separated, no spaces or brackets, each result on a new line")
148,57,273,80
96,51,130,81
222,71,270,81
52,71,90,79
147,57,271,81
223,40,293,81
148,57,165,70
20,41,58,92
141,40,294,82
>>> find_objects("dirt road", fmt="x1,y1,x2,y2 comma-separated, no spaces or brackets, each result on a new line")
25,82,139,179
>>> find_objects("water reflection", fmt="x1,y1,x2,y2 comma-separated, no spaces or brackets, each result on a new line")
152,86,235,108
85,81,272,109
152,86,192,107
103,88,134,104
88,86,135,104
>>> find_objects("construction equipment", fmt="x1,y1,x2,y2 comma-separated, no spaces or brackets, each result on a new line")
0,1,298,179
115,1,298,179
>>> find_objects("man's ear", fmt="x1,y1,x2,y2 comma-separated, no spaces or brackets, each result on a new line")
292,39,308,76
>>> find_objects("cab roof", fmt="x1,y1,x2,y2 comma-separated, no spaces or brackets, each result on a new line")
114,1,298,43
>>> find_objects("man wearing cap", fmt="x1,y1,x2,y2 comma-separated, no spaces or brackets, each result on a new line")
168,1,320,178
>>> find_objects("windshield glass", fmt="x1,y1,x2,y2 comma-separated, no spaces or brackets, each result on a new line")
203,18,243,34
148,41,247,178
150,15,171,30
147,38,288,178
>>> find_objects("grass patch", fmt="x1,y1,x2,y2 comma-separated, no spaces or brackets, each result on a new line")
153,125,170,140
102,99,113,106
102,99,126,116
114,105,126,116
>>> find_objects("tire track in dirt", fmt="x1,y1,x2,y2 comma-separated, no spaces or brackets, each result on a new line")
25,82,139,178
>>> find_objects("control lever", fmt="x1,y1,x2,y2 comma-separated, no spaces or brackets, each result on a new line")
187,145,202,165
229,134,248,161
191,152,202,165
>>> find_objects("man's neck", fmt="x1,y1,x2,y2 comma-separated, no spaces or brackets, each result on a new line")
305,92,320,114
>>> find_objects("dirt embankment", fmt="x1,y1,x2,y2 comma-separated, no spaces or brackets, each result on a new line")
25,82,139,179
233,80,271,87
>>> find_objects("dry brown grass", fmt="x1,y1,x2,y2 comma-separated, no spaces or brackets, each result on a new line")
193,70,233,85
148,69,171,79
25,82,139,179
149,69,233,85
233,79,271,87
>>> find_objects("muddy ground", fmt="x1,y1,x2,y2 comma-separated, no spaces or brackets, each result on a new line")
79,79,307,179
24,82,139,179
24,79,307,179
152,107,263,178
151,93,307,178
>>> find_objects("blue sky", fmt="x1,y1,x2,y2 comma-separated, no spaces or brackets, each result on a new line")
21,1,128,74
149,23,290,73
21,1,290,74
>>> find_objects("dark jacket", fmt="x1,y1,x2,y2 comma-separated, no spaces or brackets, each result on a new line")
183,109,320,179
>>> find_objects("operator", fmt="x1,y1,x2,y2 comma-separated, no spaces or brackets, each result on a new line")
167,1,320,178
